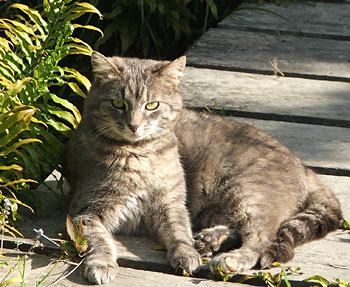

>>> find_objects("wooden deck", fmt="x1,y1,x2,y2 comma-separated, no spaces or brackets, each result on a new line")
1,2,349,286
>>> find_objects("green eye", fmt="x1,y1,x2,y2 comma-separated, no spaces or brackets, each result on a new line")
145,101,159,110
111,99,126,109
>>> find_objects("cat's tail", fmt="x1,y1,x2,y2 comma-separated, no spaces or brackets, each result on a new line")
260,169,343,269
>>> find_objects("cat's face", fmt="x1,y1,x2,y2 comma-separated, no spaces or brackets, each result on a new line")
85,52,186,143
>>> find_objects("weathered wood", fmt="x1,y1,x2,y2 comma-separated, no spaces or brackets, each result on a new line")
181,67,350,124
0,249,243,287
185,28,350,81
219,2,350,40
231,117,350,172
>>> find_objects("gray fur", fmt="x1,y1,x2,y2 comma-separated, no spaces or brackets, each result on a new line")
63,52,343,284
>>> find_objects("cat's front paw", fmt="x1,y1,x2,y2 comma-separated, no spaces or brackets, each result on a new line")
169,244,202,272
209,250,257,274
83,256,119,284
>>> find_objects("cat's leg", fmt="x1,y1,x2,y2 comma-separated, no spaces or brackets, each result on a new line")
194,225,242,257
147,202,202,273
207,231,271,273
74,215,118,284
191,200,279,273
260,171,342,268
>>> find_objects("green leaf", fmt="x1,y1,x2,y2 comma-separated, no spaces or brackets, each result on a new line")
206,0,218,19
47,105,79,128
73,24,104,40
341,219,350,230
0,178,37,188
67,82,87,99
9,3,48,35
75,2,103,19
0,164,23,171
0,276,21,286
8,197,34,213
67,43,92,56
304,275,331,287
0,108,33,133
4,224,23,237
50,93,82,122
62,67,91,91
334,278,349,287
0,138,42,157
34,126,64,153
7,78,37,97
0,108,35,147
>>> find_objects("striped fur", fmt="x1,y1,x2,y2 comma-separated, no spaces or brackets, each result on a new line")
63,52,343,284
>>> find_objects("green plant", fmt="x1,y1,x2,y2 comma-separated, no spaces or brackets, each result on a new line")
341,219,350,230
0,0,102,231
305,275,349,287
96,0,236,58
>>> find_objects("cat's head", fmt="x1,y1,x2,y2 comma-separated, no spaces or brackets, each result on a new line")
84,51,186,143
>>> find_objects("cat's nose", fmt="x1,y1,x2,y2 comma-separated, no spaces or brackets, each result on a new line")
128,124,139,133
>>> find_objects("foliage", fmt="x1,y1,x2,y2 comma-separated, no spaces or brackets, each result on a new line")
341,219,350,230
0,0,102,234
95,0,239,58
305,275,349,287
66,215,88,255
236,263,298,287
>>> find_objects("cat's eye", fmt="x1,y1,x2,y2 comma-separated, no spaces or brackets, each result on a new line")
145,101,159,111
111,99,126,109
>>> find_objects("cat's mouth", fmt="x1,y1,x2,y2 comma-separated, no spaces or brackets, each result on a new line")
118,126,151,143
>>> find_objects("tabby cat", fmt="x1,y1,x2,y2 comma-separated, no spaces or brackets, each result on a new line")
63,51,343,284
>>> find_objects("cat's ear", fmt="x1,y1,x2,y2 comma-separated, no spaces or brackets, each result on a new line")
91,51,125,82
157,56,186,86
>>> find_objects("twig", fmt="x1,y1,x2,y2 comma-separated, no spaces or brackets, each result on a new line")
47,258,85,287
270,57,285,77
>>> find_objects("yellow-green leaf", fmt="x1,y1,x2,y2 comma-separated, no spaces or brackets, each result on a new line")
0,164,23,171
67,43,92,56
73,24,104,40
68,82,87,98
9,3,48,35
0,276,21,286
4,224,23,237
0,178,37,188
62,67,91,91
47,105,79,128
7,78,36,97
50,93,82,122
75,2,103,19
304,275,330,287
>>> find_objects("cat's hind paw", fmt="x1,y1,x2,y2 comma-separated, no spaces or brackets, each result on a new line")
83,257,119,285
194,225,241,257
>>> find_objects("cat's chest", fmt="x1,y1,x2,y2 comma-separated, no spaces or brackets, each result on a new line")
105,145,183,191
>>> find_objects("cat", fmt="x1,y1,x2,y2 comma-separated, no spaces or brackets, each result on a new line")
62,51,343,285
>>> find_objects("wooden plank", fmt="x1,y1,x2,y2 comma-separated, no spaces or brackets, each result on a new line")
11,174,350,285
231,117,350,172
185,28,350,80
219,2,350,40
0,249,242,287
181,67,350,124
